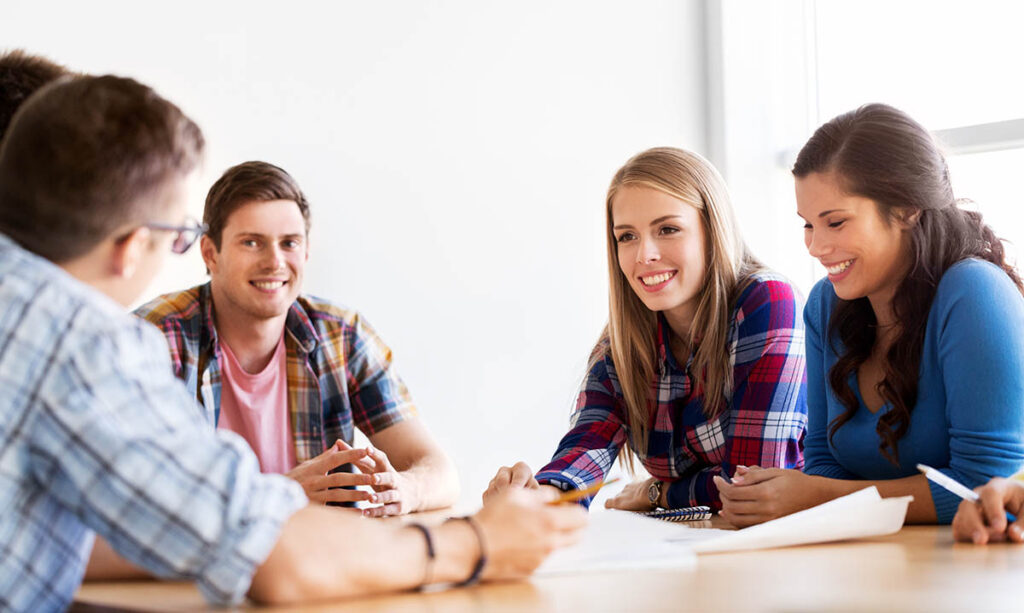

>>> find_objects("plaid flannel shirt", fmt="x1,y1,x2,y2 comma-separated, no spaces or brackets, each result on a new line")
0,235,307,610
134,284,417,465
535,274,807,509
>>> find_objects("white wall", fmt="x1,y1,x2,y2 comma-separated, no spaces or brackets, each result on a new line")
1,1,708,504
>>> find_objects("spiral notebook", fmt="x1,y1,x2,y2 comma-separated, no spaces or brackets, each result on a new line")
634,506,712,522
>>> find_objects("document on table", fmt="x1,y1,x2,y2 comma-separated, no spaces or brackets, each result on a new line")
534,486,911,575
534,509,715,575
687,486,912,554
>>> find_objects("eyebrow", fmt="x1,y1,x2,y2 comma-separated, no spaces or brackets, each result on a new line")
235,232,305,240
612,215,684,231
796,209,849,221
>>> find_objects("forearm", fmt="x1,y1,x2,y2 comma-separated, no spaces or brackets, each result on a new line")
250,506,477,604
809,474,937,523
401,450,460,512
84,535,152,581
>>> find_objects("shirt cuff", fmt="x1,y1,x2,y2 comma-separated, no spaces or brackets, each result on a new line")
535,472,592,508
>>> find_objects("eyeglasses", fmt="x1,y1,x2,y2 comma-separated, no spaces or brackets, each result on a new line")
146,217,208,254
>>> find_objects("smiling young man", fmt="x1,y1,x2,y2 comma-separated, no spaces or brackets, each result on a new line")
135,161,458,517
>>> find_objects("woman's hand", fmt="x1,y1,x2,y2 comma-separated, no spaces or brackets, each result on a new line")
953,477,1024,545
604,478,659,511
715,466,826,528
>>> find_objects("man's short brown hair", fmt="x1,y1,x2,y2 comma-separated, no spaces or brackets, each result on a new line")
0,49,71,140
204,161,311,250
0,75,205,262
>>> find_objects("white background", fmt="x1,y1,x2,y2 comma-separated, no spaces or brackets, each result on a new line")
1,1,711,505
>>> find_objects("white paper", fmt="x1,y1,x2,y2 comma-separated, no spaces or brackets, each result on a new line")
534,509,699,575
688,486,912,554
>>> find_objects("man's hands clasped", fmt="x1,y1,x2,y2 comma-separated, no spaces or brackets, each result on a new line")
285,439,420,517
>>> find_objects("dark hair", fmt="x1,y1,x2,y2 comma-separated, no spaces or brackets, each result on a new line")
0,49,71,140
793,103,1023,464
0,75,205,262
203,161,310,249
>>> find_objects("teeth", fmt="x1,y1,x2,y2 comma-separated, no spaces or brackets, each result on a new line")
252,281,286,290
641,272,673,286
826,260,853,275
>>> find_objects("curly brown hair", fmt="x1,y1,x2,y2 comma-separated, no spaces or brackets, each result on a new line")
793,103,1023,464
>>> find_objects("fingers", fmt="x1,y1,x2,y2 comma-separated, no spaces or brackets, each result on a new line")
305,472,375,491
307,487,374,504
715,475,766,501
953,499,989,544
298,444,370,476
362,503,403,518
509,462,535,488
978,484,1010,534
730,467,777,486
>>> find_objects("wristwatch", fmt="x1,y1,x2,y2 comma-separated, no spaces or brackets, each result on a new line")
647,479,663,509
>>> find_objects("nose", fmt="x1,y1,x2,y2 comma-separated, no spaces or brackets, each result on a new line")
636,235,660,264
805,228,832,259
262,244,286,270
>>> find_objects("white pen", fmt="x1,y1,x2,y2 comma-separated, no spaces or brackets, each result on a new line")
916,463,979,502
918,463,1018,522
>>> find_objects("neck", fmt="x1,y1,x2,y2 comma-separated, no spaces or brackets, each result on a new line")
59,246,132,307
661,304,695,342
210,289,287,374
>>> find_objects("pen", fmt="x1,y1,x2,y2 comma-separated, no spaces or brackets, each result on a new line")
548,477,620,505
916,464,1017,522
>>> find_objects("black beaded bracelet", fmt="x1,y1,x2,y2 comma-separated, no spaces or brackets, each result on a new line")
407,523,435,590
448,515,487,586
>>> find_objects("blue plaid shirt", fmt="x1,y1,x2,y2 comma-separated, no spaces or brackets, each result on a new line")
0,234,307,611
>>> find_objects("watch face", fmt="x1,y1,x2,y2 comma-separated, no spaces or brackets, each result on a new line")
648,481,660,506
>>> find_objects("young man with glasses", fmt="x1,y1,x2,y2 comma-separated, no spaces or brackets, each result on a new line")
0,74,586,610
135,161,458,517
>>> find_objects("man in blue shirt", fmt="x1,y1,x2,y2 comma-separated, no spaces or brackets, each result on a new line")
0,74,585,610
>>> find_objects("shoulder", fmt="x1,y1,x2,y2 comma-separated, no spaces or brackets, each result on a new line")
733,271,803,332
296,294,362,332
133,285,205,327
932,258,1024,324
935,258,1020,301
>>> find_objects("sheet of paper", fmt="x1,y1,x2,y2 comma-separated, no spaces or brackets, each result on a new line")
687,486,912,554
534,509,700,575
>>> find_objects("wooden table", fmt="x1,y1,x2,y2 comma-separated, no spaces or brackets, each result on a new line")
73,520,1024,612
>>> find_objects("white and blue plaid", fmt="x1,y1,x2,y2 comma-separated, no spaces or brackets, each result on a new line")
0,234,307,611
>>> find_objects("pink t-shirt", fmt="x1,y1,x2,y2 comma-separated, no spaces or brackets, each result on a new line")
216,335,297,474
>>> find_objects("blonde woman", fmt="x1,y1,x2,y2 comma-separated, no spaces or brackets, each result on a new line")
484,147,807,511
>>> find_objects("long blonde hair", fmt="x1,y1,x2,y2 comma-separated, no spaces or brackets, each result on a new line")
598,147,763,461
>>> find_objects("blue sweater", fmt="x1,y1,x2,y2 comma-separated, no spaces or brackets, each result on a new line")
803,259,1024,523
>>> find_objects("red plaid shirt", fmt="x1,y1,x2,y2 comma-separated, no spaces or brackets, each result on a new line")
536,274,807,509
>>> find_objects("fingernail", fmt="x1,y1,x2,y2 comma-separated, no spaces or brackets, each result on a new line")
972,530,985,545
732,476,744,484
370,494,378,503
372,475,380,485
1010,525,1023,540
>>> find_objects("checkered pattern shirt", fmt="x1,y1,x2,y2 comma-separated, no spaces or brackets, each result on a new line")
0,234,308,611
134,284,417,465
535,274,807,509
